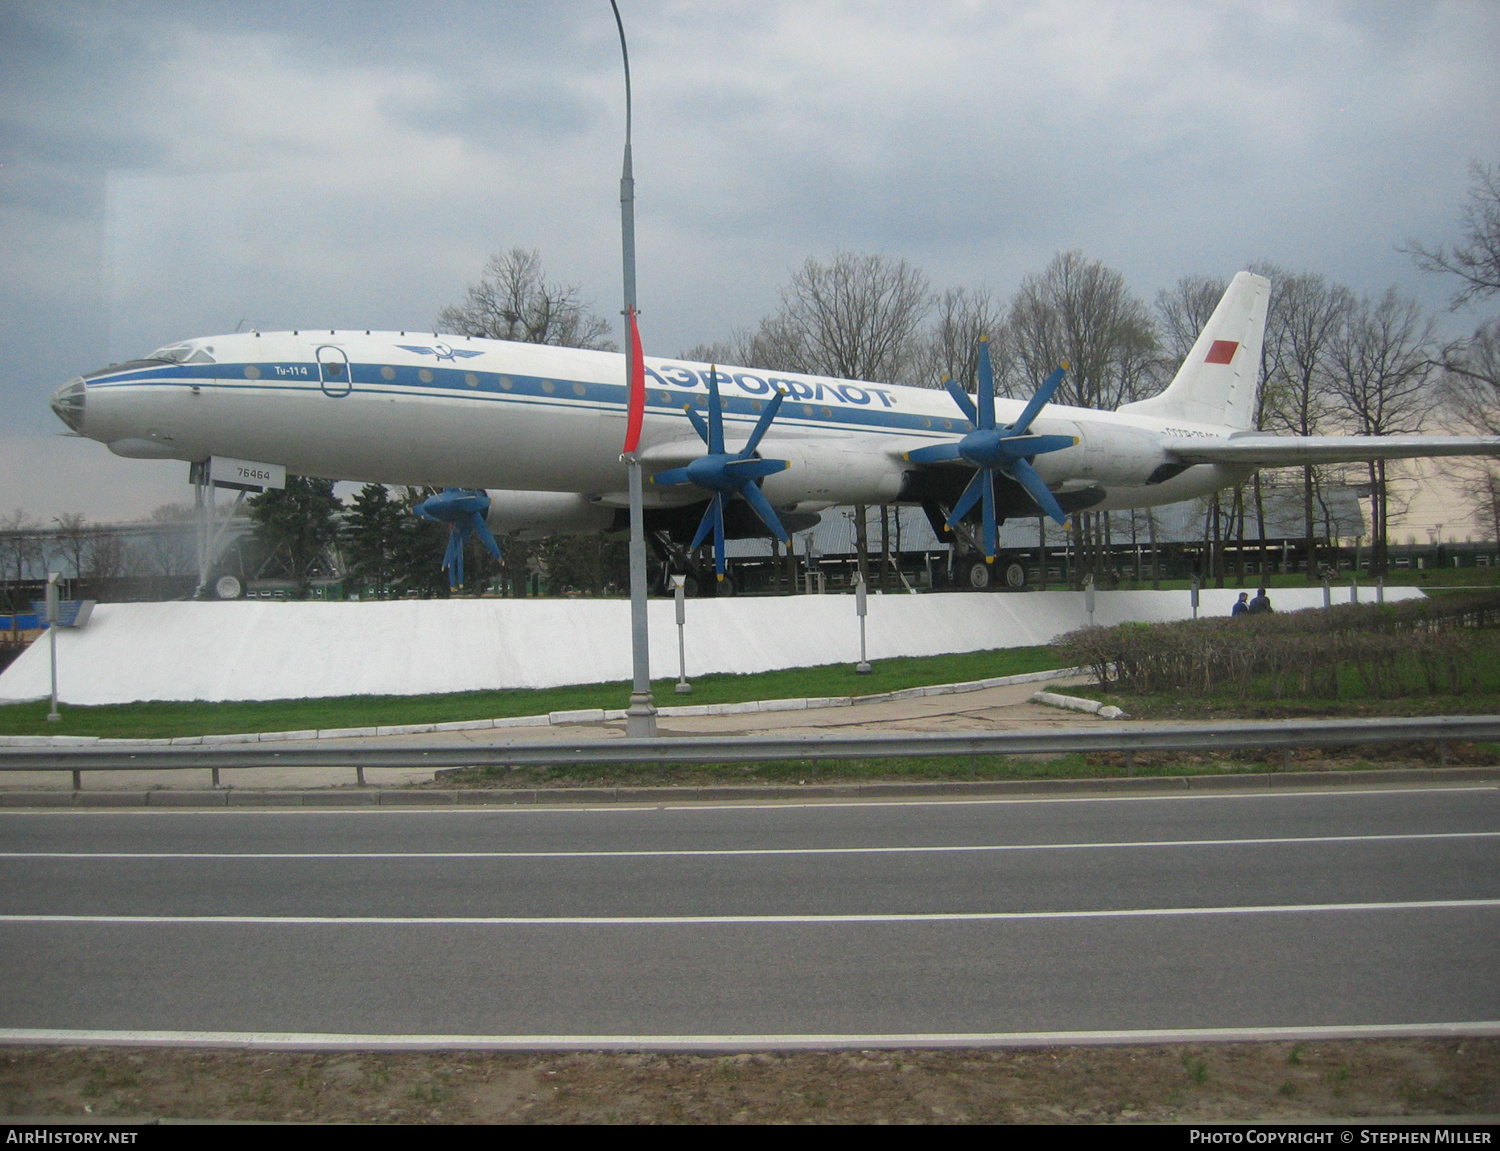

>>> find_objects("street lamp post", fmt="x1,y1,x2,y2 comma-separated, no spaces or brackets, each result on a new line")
610,1,657,738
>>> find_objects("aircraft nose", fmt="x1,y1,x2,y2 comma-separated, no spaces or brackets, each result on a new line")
51,377,87,433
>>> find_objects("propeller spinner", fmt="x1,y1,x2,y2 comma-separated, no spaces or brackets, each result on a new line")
651,368,792,582
905,341,1074,562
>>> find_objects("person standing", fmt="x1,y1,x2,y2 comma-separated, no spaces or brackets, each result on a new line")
1248,587,1273,614
1232,592,1249,616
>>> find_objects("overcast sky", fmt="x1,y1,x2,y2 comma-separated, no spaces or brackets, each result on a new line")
2,0,1498,524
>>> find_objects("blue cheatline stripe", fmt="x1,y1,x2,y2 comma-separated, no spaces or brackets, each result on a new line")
84,366,978,439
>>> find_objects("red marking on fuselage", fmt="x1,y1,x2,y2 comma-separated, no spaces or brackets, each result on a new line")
1205,339,1238,365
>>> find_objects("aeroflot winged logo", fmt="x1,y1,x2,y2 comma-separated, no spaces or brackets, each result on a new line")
395,342,484,362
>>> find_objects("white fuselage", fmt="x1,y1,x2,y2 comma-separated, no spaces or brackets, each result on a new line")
71,330,1249,514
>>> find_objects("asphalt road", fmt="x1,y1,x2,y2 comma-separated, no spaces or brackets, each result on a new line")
0,783,1496,1046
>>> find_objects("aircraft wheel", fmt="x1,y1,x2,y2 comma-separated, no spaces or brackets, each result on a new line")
1004,561,1027,589
714,574,737,598
215,575,242,600
967,561,992,590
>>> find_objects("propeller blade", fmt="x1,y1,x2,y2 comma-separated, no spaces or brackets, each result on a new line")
650,467,693,487
689,495,719,551
905,442,965,464
994,433,1077,462
705,366,725,456
442,526,464,589
942,375,978,425
711,493,727,579
738,387,786,459
947,467,989,528
723,457,787,481
976,338,995,431
470,512,502,560
1009,365,1066,436
980,466,997,560
684,403,711,446
1007,457,1069,525
738,480,791,545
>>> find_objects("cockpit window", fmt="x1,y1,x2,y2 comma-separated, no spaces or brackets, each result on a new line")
147,344,215,364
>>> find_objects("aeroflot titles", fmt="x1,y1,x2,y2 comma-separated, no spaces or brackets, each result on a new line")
639,365,900,408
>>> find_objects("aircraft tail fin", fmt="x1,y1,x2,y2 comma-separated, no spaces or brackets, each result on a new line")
1118,270,1270,429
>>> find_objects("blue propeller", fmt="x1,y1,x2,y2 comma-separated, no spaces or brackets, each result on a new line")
415,488,502,590
651,368,792,582
905,341,1074,562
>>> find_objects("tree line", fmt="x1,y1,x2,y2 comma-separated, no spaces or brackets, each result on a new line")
14,161,1498,599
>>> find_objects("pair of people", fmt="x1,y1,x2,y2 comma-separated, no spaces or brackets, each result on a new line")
1231,588,1274,616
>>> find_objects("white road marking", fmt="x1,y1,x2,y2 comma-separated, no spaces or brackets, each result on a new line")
0,898,1495,926
1,829,1494,860
0,783,1490,817
0,1021,1496,1050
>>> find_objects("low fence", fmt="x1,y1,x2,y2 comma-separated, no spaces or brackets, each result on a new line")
2,715,1497,789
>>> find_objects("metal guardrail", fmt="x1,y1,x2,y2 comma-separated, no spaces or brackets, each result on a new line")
1,717,1497,788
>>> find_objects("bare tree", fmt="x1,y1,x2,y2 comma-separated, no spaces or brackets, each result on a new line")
52,513,91,592
1254,268,1352,578
1006,250,1159,410
85,529,130,582
1327,288,1437,574
1155,275,1229,365
0,511,42,590
1405,160,1500,308
437,247,615,350
763,252,931,384
1409,163,1500,541
925,286,1011,393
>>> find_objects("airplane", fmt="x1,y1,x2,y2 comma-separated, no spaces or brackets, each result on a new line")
49,271,1500,592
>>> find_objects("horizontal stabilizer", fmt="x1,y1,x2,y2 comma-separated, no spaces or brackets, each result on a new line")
1166,434,1500,468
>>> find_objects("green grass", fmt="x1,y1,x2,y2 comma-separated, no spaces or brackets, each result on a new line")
0,645,1063,740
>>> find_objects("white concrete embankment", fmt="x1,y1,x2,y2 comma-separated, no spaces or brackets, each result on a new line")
0,587,1423,705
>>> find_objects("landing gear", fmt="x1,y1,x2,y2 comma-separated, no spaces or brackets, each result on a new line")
967,560,992,590
1003,561,1027,589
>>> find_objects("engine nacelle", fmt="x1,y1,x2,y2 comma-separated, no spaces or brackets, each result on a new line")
486,490,617,538
755,439,905,508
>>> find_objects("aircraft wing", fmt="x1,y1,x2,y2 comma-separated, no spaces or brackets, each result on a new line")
1165,434,1500,468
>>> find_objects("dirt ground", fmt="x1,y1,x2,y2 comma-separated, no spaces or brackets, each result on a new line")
2,1040,1496,1124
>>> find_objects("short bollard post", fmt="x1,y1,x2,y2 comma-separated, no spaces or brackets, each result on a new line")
1377,577,1385,604
1350,577,1358,604
855,574,871,674
45,572,61,724
1190,574,1200,621
672,574,691,694
1322,576,1331,608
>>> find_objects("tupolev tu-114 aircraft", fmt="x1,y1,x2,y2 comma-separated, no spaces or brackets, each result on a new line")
50,271,1500,589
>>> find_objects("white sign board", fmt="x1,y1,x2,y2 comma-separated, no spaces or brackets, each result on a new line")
209,456,286,492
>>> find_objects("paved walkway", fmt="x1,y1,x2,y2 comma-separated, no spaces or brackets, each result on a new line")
2,676,1094,792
